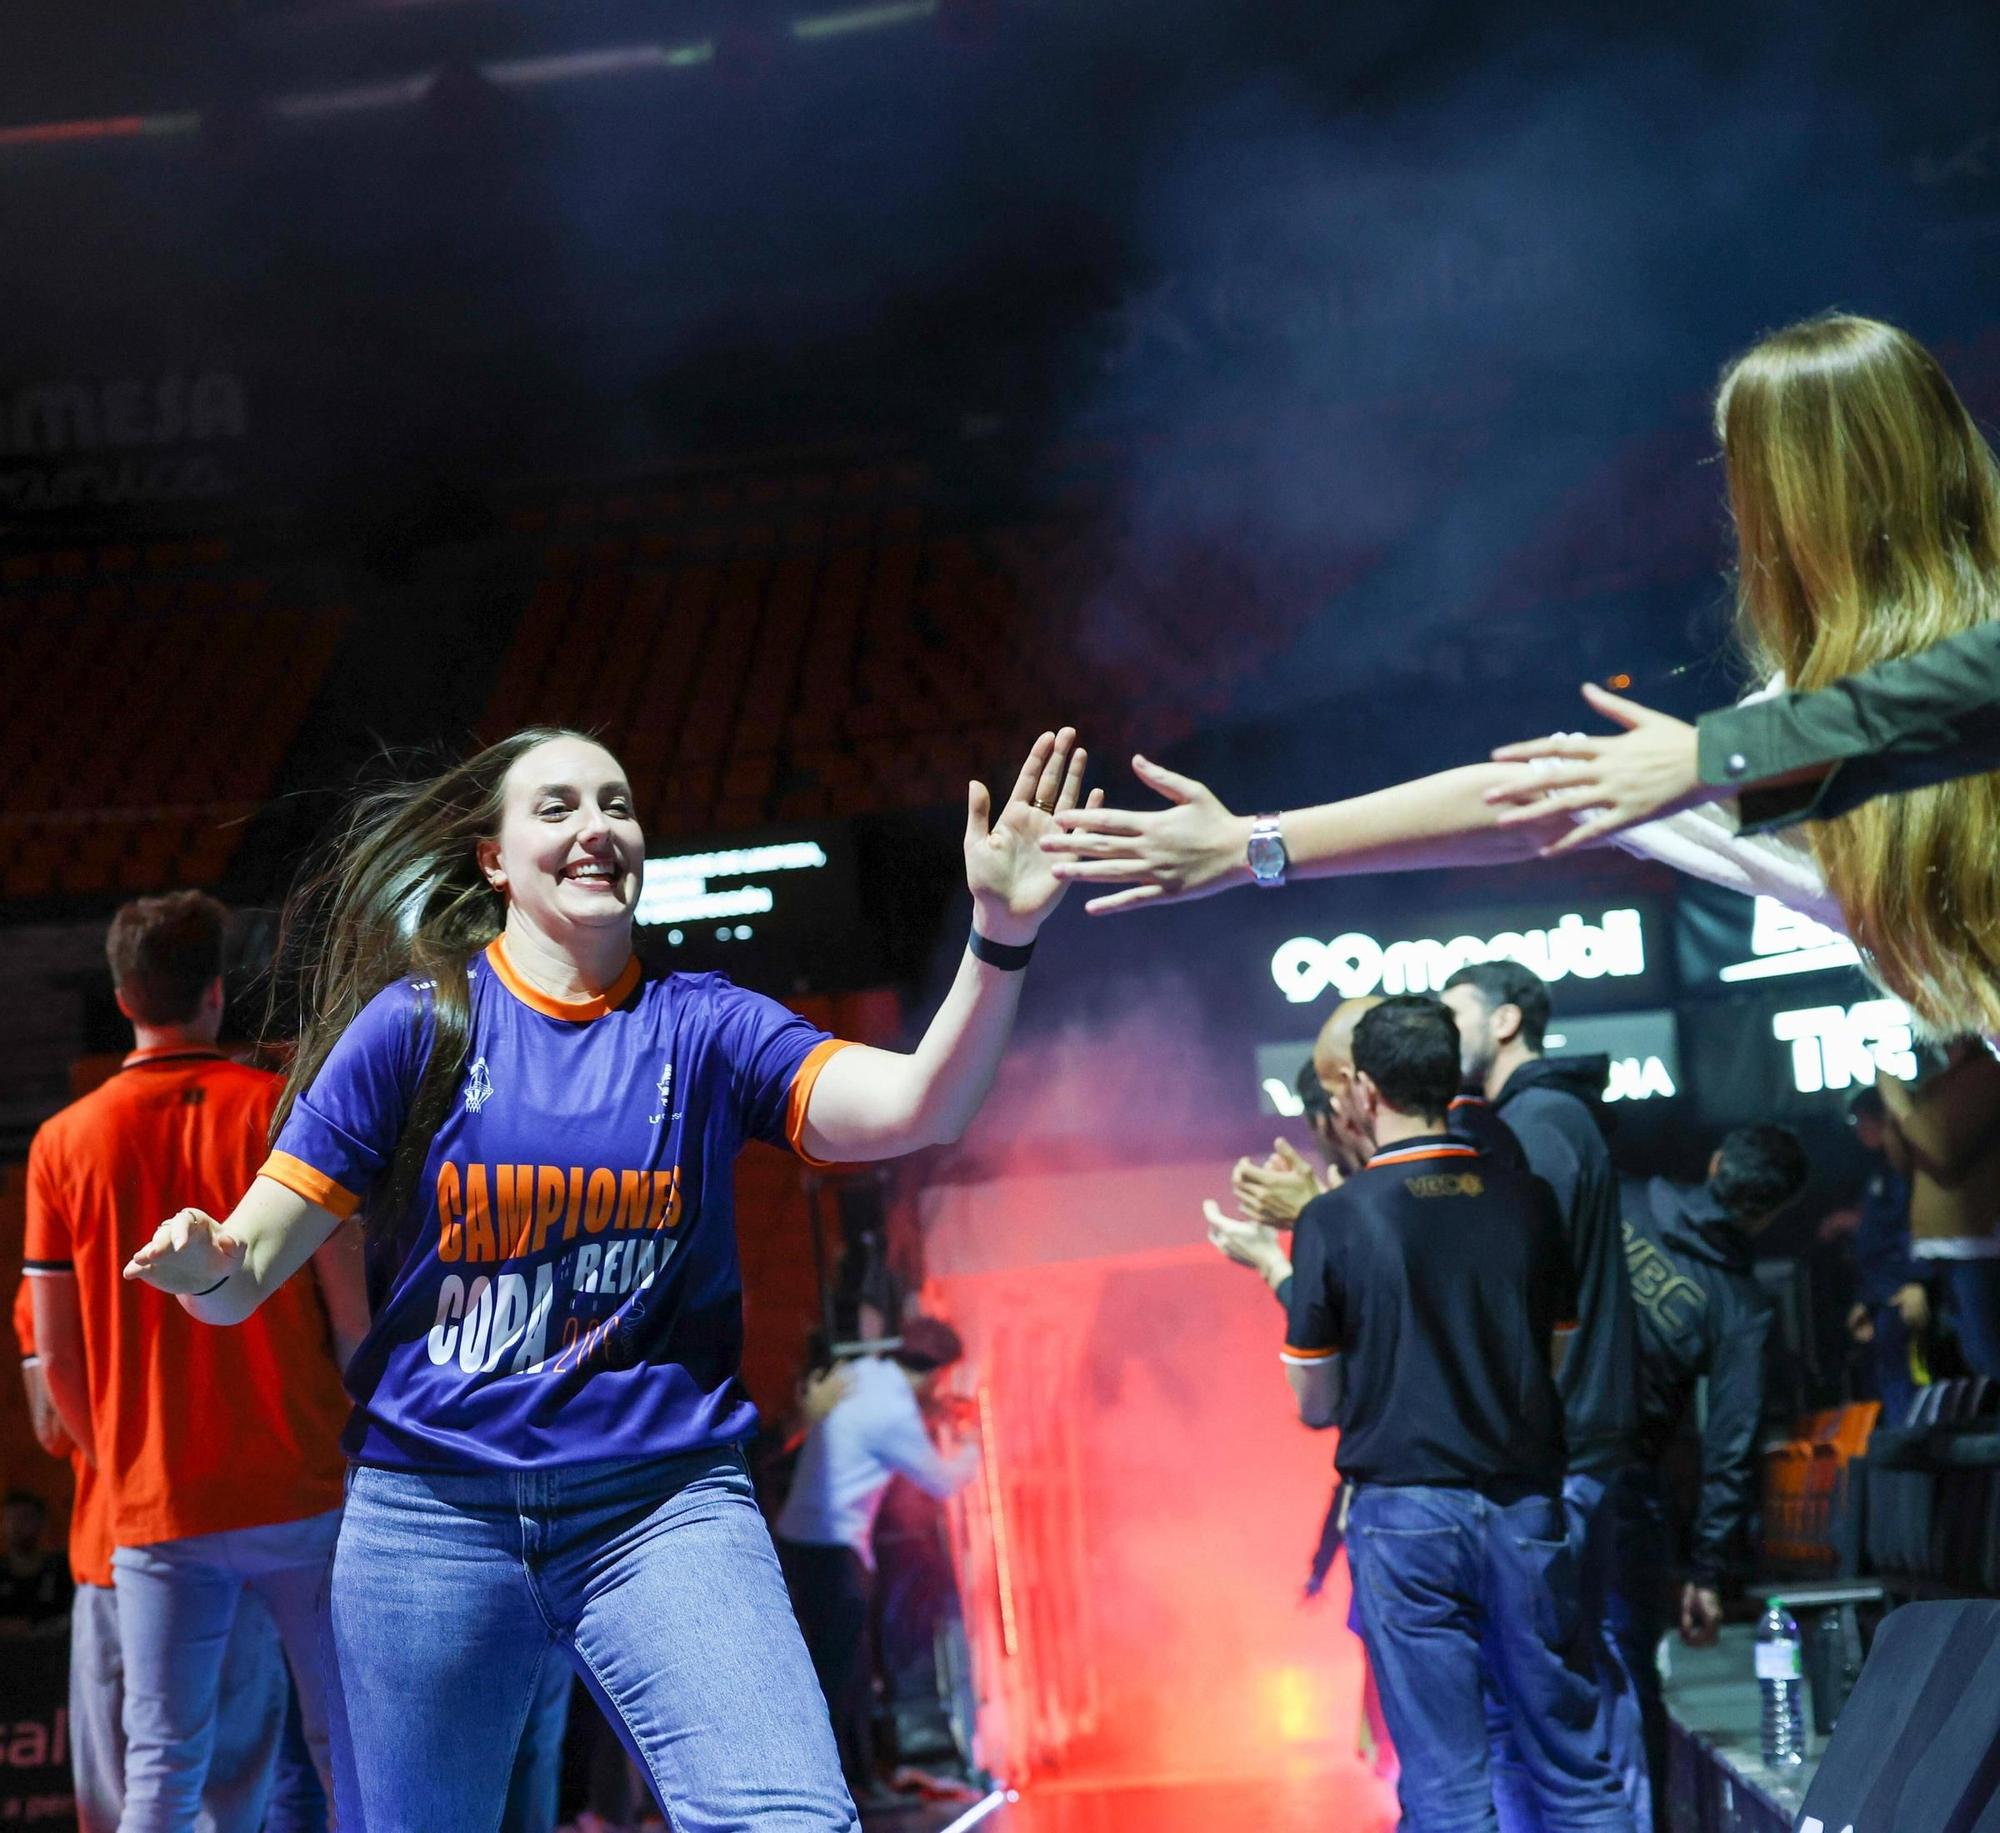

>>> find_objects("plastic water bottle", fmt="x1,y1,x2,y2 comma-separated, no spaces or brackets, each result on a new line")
1757,1599,1807,1769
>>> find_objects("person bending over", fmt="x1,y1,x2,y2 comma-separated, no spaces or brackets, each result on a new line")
1622,1125,1805,1828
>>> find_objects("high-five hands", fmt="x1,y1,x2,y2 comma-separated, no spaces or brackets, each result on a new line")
124,1208,245,1293
1038,756,1251,915
967,727,1103,942
1484,683,1709,850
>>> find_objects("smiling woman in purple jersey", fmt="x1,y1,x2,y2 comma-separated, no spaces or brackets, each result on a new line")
124,722,1097,1833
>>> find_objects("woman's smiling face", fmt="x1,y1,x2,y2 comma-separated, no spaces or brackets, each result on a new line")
478,735,646,937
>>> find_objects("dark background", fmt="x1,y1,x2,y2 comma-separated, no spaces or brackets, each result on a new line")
3,0,1995,1226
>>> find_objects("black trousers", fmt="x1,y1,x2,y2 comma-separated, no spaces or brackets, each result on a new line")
777,1537,877,1787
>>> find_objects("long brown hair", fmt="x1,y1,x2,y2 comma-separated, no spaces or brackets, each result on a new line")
1718,314,2000,1034
269,726,594,1226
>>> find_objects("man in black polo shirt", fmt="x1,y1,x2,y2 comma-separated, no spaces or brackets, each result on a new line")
1282,996,1624,1831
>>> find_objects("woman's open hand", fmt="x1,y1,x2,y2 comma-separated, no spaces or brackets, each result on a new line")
965,727,1101,943
1484,684,1709,850
1037,755,1253,914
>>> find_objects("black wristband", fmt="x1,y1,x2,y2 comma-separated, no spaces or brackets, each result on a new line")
193,1273,231,1297
968,928,1036,972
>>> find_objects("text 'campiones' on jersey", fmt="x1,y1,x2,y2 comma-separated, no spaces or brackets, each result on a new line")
258,937,854,1474
1283,1139,1578,1491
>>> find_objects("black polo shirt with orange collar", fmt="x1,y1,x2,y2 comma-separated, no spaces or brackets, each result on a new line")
1283,1134,1576,1491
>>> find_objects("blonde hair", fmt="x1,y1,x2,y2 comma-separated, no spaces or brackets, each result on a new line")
1718,313,2000,1036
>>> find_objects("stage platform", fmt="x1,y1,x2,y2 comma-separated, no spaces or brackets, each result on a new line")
859,1629,1820,1832
862,1760,1396,1831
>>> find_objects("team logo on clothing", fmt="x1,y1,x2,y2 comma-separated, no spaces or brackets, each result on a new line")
464,1057,495,1114
647,1059,674,1127
1407,1172,1483,1199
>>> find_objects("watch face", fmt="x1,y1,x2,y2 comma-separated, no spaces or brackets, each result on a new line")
1248,832,1285,880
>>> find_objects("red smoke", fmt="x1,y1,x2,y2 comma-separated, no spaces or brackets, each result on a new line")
924,1158,1386,1815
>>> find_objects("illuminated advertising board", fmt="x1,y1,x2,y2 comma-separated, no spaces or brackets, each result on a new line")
1267,905,1659,1008
630,826,873,991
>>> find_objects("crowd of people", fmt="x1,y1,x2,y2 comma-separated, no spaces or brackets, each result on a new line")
5,305,2000,1832
1203,968,1809,1828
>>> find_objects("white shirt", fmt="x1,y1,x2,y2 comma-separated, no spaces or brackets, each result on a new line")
775,1356,979,1564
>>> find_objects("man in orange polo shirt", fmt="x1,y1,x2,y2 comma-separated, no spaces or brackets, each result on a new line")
14,1281,291,1833
25,892,365,1833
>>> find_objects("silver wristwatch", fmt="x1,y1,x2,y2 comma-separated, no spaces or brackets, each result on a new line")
1247,814,1289,888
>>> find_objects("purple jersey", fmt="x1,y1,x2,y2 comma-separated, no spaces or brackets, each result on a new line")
262,938,849,1472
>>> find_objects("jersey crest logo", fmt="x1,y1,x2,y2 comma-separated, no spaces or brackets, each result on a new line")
464,1057,495,1114
647,1059,674,1127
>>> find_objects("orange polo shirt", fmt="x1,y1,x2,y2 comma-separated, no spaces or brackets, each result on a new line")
22,1047,350,1547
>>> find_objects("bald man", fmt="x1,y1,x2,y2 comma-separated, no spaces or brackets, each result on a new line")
1235,996,1521,1227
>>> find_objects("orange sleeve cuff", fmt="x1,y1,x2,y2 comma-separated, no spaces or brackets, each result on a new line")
1281,1344,1338,1363
258,1152,363,1222
786,1039,861,1169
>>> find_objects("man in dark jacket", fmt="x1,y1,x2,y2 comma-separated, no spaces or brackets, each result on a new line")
1442,959,1645,1829
1621,1125,1805,1824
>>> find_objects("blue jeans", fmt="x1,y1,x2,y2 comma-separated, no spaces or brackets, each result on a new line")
1941,1259,2000,1379
1872,1303,1922,1426
327,1447,856,1833
1493,1470,1670,1833
112,1509,341,1833
70,1583,124,1833
264,1676,329,1833
500,1655,574,1833
1347,1484,1625,1832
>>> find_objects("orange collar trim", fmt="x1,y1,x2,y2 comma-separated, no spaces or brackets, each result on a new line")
121,1044,227,1069
485,937,642,1023
1367,1140,1479,1169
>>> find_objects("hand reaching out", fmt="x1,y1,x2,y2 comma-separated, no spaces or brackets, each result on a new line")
1679,1582,1723,1648
1483,684,1710,850
1038,756,1254,915
124,1208,245,1295
965,727,1102,944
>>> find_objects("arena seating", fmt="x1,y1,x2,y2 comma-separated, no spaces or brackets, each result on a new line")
1857,1379,2000,1594
487,462,1336,840
0,539,348,900
1762,1401,1879,1575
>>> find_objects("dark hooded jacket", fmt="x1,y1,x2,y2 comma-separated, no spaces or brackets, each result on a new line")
1493,1054,1639,1477
1624,1176,1772,1587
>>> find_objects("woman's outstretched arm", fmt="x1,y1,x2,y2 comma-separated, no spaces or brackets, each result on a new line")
1035,754,1578,915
